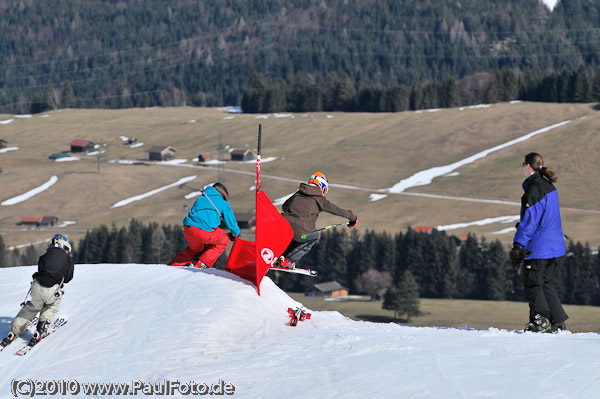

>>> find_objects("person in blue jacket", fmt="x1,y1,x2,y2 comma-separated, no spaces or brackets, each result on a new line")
510,152,568,333
169,183,240,268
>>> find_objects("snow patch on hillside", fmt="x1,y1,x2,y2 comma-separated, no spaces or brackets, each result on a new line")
540,0,559,11
1,176,58,206
110,175,197,208
388,120,571,193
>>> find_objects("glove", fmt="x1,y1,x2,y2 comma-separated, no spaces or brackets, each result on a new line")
348,217,358,229
509,242,531,267
227,233,237,241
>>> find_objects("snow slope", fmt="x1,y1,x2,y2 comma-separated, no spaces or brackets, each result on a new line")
0,264,599,398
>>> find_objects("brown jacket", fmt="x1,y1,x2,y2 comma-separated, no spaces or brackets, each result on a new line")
282,183,356,237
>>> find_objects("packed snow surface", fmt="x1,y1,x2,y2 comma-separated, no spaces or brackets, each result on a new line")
0,264,599,398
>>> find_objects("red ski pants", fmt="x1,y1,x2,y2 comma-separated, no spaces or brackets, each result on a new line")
169,225,230,267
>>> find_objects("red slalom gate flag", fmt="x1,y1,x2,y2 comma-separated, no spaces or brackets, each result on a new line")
226,190,293,295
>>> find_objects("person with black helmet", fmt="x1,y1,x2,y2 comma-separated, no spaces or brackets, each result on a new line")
276,172,357,269
169,182,240,268
1,234,74,349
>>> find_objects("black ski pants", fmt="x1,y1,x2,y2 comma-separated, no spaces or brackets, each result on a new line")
283,231,319,264
523,258,568,324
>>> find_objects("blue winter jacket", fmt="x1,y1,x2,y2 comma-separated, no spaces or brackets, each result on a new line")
183,186,240,237
513,172,565,259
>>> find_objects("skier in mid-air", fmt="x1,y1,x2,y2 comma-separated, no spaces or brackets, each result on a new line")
169,182,240,268
1,234,74,348
275,172,357,269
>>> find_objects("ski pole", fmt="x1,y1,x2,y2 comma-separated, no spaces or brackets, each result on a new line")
301,222,349,239
20,283,32,307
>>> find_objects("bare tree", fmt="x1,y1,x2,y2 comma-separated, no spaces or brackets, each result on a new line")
46,87,62,110
354,269,392,301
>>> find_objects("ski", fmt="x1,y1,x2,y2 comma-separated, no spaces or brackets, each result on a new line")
287,306,311,326
270,265,318,277
15,315,68,356
0,316,39,351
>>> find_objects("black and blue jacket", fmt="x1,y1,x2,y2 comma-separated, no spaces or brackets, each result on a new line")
514,172,566,259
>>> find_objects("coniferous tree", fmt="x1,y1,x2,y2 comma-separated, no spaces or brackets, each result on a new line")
0,234,7,267
62,80,75,108
264,78,287,113
383,270,420,322
321,229,349,287
409,84,424,110
482,239,510,300
591,70,600,102
396,270,421,322
241,73,269,113
557,69,571,102
385,84,410,112
440,76,460,108
458,234,485,299
22,244,40,266
382,285,401,320
564,241,594,305
594,252,600,305
323,73,356,112
571,66,590,103
287,73,322,112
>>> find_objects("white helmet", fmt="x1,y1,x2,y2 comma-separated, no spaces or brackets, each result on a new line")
49,234,71,254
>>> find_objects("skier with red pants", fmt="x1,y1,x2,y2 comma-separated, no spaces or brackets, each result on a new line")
170,183,240,268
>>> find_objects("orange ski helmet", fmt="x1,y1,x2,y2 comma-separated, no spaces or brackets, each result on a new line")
308,172,329,195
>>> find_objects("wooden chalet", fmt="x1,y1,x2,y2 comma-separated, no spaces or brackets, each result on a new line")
307,281,348,298
230,149,255,161
19,216,59,227
19,217,42,226
40,216,59,226
146,146,177,161
70,139,95,153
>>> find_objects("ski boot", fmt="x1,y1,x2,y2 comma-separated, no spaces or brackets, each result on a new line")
29,320,51,345
1,332,16,348
37,320,51,338
194,261,208,269
524,314,551,333
28,331,42,346
274,256,296,269
551,322,567,333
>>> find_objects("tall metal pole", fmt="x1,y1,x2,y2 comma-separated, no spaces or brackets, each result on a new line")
218,131,225,183
256,124,262,191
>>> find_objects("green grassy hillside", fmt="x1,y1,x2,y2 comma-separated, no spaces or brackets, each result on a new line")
1,102,599,250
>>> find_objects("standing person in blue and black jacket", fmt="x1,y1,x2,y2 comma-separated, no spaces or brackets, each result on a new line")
510,152,568,333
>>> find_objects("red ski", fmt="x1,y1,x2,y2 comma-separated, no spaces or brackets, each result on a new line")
287,307,311,326
270,265,318,277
